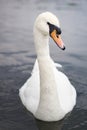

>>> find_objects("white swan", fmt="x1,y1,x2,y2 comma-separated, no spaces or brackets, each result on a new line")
19,12,76,121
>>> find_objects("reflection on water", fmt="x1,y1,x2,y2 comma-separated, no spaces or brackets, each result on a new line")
35,113,71,130
36,119,64,130
0,0,87,130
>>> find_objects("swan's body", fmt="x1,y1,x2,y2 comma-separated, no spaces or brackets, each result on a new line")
19,12,76,121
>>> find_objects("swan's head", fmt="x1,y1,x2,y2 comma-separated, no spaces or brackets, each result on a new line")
34,12,65,50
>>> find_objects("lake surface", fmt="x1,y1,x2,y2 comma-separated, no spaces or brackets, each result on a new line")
0,0,87,130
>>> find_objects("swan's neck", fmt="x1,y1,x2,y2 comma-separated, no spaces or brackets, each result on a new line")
35,57,61,121
34,29,61,121
34,29,50,58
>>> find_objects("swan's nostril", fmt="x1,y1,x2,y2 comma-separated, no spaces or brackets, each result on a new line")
56,34,59,38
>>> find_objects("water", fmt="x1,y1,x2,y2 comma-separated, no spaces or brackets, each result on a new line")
0,0,87,130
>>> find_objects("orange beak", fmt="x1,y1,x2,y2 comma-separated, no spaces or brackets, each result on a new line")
50,30,65,50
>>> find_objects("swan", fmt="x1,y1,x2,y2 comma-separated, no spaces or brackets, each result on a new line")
19,12,76,121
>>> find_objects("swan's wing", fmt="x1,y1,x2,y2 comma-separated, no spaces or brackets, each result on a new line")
54,68,76,113
55,63,62,68
19,60,40,114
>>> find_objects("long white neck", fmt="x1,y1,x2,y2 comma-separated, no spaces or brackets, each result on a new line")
34,29,50,58
34,28,61,121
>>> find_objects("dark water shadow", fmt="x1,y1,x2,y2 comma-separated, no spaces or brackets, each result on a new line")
35,113,71,130
35,119,64,130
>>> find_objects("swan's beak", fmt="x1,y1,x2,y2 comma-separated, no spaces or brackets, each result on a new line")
50,30,65,50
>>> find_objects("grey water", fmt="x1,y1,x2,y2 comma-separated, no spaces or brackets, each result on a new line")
0,0,87,130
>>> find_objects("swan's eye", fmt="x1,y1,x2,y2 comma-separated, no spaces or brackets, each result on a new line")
47,22,62,35
56,28,62,35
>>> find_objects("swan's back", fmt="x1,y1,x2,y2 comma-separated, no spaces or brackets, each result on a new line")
19,60,76,115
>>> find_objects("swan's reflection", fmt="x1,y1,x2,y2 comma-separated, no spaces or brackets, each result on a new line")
35,113,70,130
35,119,64,130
